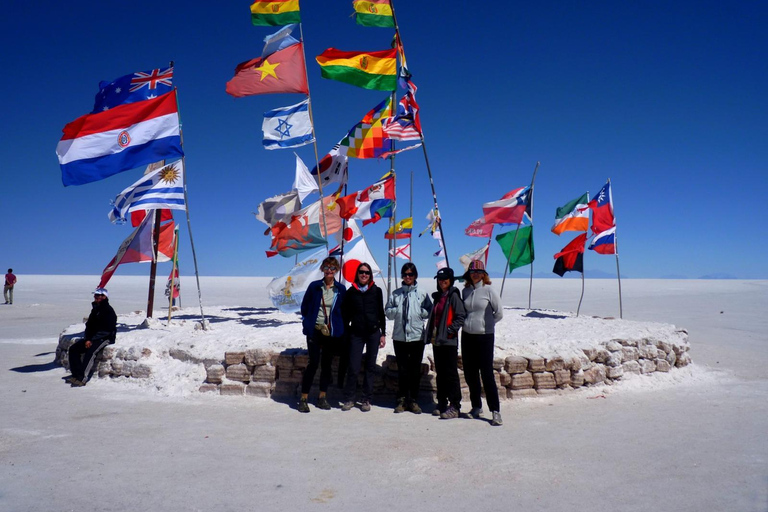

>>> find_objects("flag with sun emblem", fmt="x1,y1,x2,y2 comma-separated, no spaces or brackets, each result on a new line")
108,160,186,223
262,99,314,150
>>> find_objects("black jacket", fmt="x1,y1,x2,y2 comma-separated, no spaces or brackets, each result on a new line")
85,299,118,342
342,284,386,337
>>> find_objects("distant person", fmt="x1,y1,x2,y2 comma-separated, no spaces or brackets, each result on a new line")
385,262,432,414
67,288,117,387
4,268,16,305
461,260,504,426
424,267,466,419
297,257,347,413
340,262,386,412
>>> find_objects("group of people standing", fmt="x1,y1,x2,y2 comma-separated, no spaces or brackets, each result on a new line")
299,257,505,426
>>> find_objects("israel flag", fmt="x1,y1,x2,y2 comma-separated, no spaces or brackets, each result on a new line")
262,99,315,150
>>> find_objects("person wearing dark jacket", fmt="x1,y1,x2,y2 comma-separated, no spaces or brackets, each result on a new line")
67,287,117,387
424,267,466,419
298,257,347,413
340,262,386,412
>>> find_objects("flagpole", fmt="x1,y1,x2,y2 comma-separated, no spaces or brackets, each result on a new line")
409,170,413,262
527,162,541,310
146,207,162,318
387,118,397,300
610,179,623,318
390,1,449,265
499,224,521,298
173,86,207,329
577,267,585,317
168,225,180,322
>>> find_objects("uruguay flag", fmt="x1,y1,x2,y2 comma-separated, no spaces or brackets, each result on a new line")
57,91,183,186
262,99,314,150
588,227,616,255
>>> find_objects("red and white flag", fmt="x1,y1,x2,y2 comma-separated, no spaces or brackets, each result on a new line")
389,243,411,260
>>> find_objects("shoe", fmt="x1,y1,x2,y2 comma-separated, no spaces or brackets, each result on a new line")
297,397,310,413
440,406,459,419
317,397,331,410
432,407,442,417
408,401,422,415
491,411,503,426
360,401,371,412
469,407,483,419
70,379,86,387
341,401,355,411
394,398,406,413
64,376,76,383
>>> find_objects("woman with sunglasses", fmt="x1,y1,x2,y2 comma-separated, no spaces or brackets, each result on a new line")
385,262,433,414
461,259,504,426
298,257,347,413
340,262,386,412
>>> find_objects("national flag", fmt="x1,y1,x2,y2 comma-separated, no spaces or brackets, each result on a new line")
339,97,393,159
459,245,490,272
316,48,397,91
588,181,615,235
553,233,587,277
552,192,590,235
131,209,173,227
384,217,412,239
482,186,531,225
588,227,616,255
389,243,411,260
267,246,326,313
335,172,395,226
465,217,494,238
262,99,314,150
92,66,174,113
58,91,183,187
495,226,534,271
340,239,382,283
293,153,317,203
98,216,175,288
353,0,395,28
395,33,410,89
310,144,349,189
226,42,309,97
378,143,422,159
165,265,180,302
250,0,301,26
382,78,422,141
269,197,342,257
254,190,301,228
261,24,299,58
108,160,186,223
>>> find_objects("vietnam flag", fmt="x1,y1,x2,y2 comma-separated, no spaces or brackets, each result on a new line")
553,233,586,277
226,42,309,97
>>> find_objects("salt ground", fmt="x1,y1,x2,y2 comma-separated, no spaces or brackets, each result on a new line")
1,276,766,511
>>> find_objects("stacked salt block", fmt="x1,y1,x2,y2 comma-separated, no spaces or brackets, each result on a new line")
55,334,153,380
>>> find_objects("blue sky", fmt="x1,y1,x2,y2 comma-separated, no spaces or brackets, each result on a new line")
1,1,766,280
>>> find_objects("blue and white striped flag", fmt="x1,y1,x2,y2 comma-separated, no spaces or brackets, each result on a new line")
262,99,314,150
108,160,186,223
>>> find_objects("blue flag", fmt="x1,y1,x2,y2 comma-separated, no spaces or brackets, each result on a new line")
262,99,315,150
92,67,174,113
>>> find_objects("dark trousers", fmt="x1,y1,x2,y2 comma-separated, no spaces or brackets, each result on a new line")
461,332,500,412
433,344,461,412
343,330,381,402
68,336,113,382
393,340,425,402
301,333,342,394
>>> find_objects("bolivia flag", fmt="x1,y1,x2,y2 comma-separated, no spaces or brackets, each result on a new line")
353,0,395,28
553,233,587,276
552,192,590,235
250,0,301,26
316,48,397,91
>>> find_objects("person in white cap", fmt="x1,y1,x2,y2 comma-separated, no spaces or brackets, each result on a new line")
66,288,117,387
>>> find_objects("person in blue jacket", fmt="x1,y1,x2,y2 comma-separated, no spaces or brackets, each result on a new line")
298,257,346,413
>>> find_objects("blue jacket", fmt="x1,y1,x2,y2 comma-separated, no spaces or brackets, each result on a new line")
301,279,347,338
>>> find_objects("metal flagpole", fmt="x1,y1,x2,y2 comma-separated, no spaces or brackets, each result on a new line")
610,178,623,318
167,225,180,322
409,171,413,261
577,190,589,317
527,162,540,309
499,224,521,298
173,87,207,329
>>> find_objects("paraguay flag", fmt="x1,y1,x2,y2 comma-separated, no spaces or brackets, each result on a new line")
57,91,183,186
588,227,616,255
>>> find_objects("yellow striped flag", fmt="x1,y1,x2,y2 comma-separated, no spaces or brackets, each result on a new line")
316,48,397,91
250,0,301,26
353,0,395,28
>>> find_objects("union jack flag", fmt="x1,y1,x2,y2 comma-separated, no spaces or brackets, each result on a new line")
130,67,174,92
92,66,175,113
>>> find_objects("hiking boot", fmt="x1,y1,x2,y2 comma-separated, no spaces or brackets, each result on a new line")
297,397,310,413
64,376,76,384
70,379,86,387
440,406,459,419
360,401,371,412
317,397,331,410
491,411,503,426
407,401,422,415
394,398,406,413
432,407,442,417
341,401,355,411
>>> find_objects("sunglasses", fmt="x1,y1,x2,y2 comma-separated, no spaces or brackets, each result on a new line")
402,272,415,277
321,266,337,272
357,270,372,275
469,270,484,274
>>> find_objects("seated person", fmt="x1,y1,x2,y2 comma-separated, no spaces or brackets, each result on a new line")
67,287,117,387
